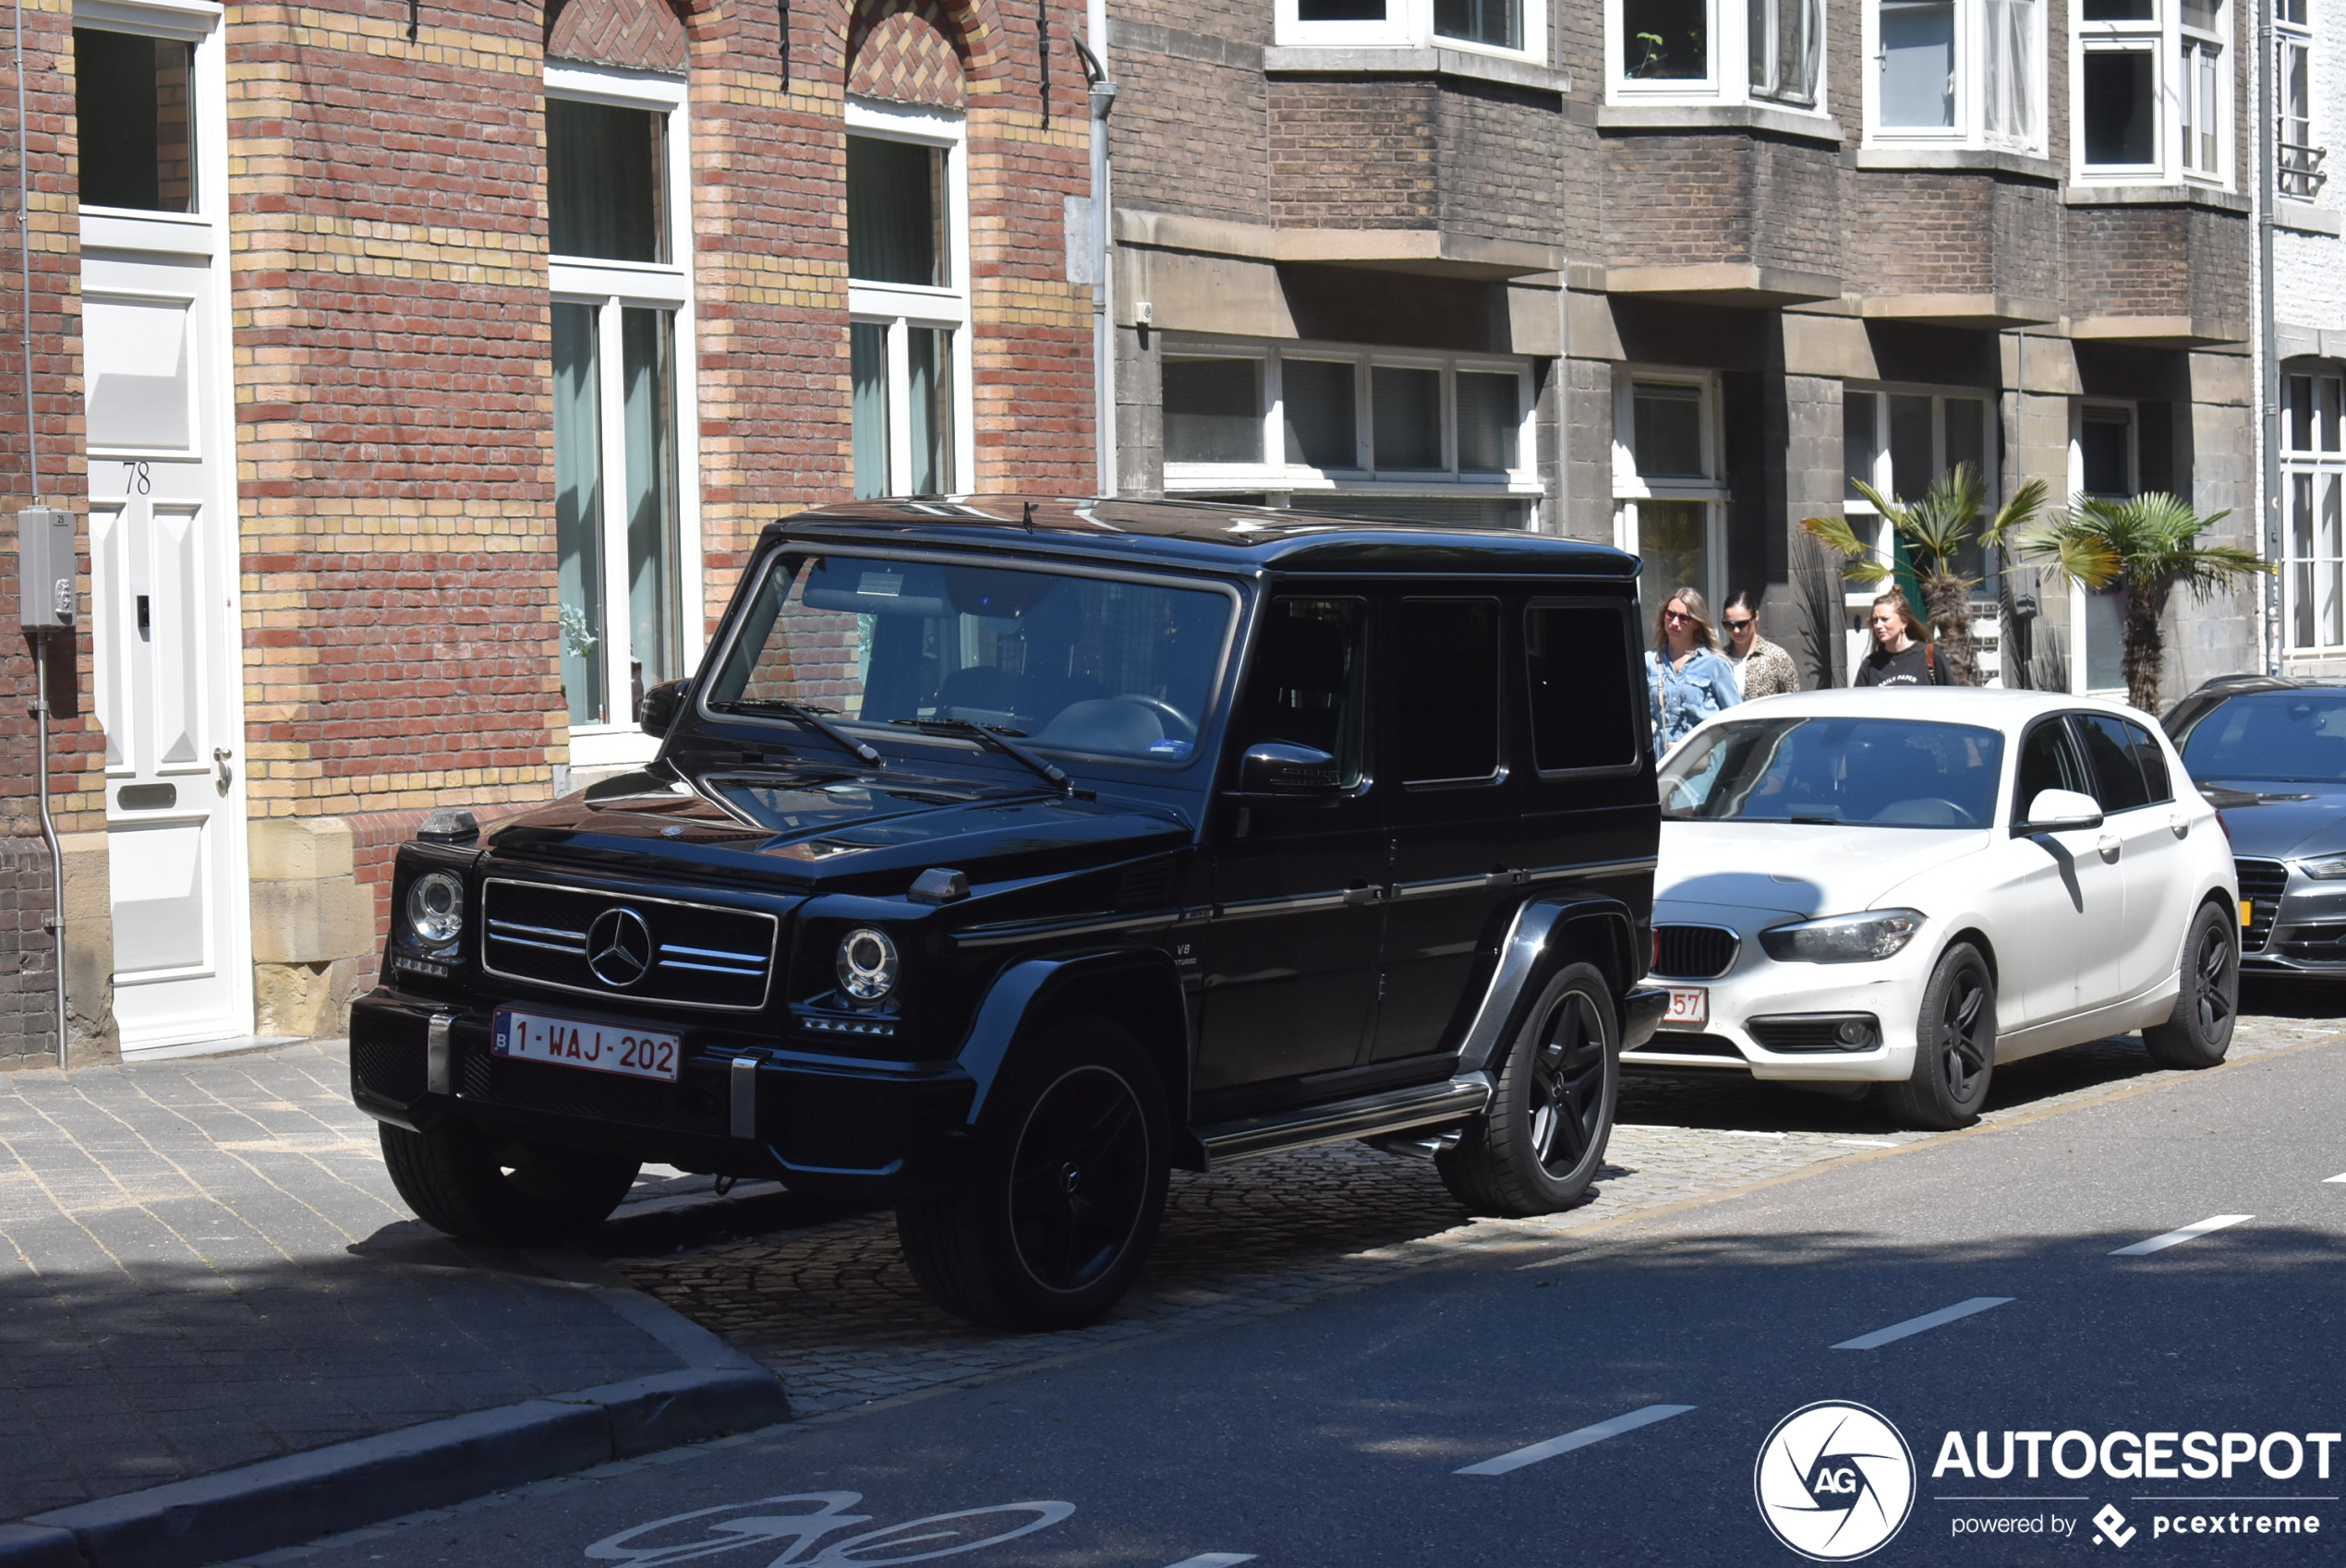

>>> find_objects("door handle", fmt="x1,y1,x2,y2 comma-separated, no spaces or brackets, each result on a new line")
213,746,234,790
1343,884,1385,907
2098,834,2121,861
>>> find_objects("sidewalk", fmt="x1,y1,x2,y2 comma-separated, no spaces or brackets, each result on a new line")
0,1043,787,1565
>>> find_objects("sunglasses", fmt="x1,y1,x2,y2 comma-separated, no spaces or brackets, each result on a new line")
1663,609,1697,623
1723,618,1755,631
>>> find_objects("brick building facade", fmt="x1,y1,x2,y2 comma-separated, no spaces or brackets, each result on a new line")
3,0,1096,1062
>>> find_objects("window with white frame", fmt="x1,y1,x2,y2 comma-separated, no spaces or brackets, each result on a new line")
1608,0,1824,107
1613,375,1724,620
2276,0,2324,199
1864,0,2044,151
1840,388,1996,665
548,66,701,760
2072,402,2136,690
1276,0,1547,61
848,100,971,501
2282,369,2346,653
2072,0,2229,183
75,27,197,212
1159,342,1541,527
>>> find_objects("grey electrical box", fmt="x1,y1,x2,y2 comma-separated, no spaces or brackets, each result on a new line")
18,508,75,632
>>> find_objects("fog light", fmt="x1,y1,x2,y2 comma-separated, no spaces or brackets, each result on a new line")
1836,1019,1870,1045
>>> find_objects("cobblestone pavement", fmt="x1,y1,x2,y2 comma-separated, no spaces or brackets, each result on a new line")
610,980,2346,1417
0,1044,698,1522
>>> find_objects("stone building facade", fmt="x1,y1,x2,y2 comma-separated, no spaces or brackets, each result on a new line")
1105,0,2260,695
3,0,1097,1062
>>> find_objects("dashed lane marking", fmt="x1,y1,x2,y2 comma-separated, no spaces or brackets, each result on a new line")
1162,1556,1257,1567
2325,1173,2346,1184
2109,1213,2255,1255
1832,1296,2015,1350
1455,1404,1698,1476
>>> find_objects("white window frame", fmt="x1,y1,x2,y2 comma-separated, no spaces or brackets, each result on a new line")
1611,369,1726,611
1860,0,2050,153
2067,0,2231,187
2066,400,2138,694
846,97,976,500
1604,0,1831,112
1275,0,1549,66
2280,368,2346,656
1157,338,1542,520
1840,385,2005,679
2275,0,2323,202
547,61,705,770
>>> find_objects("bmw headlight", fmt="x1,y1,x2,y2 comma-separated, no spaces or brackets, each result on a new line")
405,872,465,946
836,927,900,1003
2298,853,2346,880
1759,909,1924,964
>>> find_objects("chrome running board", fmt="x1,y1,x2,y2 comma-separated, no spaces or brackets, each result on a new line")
1197,1074,1491,1166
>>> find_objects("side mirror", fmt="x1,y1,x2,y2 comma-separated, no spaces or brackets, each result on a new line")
2015,787,2104,835
1236,741,1347,797
638,678,692,739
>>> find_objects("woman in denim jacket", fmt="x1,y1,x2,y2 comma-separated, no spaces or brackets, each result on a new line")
1646,586,1741,750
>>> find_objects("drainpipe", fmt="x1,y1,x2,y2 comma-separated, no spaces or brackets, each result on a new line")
2256,0,2281,675
1074,30,1115,495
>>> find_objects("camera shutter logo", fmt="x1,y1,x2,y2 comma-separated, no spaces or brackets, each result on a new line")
586,908,655,989
1753,1401,1917,1561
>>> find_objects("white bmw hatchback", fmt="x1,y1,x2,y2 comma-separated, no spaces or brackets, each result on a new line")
1639,689,2241,1128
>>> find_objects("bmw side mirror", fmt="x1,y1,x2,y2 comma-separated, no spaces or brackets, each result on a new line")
1234,741,1348,798
639,678,692,739
2014,788,2104,836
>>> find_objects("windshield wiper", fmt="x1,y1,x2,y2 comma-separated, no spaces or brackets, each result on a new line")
891,718,1071,796
1786,814,1844,825
718,698,882,766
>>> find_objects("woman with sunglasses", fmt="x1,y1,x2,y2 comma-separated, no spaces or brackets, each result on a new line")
1646,586,1741,750
1721,588,1799,699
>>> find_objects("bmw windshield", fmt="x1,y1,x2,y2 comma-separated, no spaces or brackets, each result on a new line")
702,553,1236,766
1661,715,2007,828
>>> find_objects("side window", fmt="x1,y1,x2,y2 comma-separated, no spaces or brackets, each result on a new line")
1399,598,1501,785
2013,717,2090,816
2074,714,2154,812
2122,718,2172,802
1237,598,1370,788
1524,601,1641,773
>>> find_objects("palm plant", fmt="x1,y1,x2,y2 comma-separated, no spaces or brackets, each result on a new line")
1800,463,2050,688
2013,492,2268,714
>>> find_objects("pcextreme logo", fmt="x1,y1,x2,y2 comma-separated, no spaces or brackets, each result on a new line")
1755,1402,1918,1562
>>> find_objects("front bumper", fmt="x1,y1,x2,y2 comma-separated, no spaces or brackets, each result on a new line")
1624,952,1928,1082
349,988,973,1188
2242,876,2346,972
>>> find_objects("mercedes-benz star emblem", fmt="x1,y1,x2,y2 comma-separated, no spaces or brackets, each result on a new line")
586,908,655,989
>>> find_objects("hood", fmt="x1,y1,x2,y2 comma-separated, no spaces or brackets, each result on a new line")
1655,819,1987,923
481,760,1194,894
2195,778,2346,862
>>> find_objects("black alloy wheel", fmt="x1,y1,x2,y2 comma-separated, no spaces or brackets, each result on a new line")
1007,1065,1154,1295
1883,942,1996,1130
1437,962,1620,1217
379,1121,641,1245
2145,901,2239,1069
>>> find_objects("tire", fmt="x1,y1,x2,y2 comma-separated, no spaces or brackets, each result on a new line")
2144,900,2239,1070
1881,943,1995,1131
1436,963,1620,1218
896,1017,1169,1332
378,1120,640,1245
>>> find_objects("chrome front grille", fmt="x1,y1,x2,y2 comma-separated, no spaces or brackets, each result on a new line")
480,879,778,1010
1652,923,1740,979
2234,858,2288,953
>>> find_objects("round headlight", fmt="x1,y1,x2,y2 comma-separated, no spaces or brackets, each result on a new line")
836,926,900,1003
405,872,465,946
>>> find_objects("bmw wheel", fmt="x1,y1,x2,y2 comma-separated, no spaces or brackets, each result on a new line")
1881,943,1995,1130
1436,963,1619,1217
2143,900,2238,1070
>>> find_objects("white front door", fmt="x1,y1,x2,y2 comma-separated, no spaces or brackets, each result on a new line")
85,242,250,1051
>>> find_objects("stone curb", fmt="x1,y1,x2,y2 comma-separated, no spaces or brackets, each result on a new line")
11,1368,790,1568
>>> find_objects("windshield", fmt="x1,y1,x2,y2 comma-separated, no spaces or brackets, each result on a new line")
703,554,1234,766
1660,716,2006,828
2177,691,2346,783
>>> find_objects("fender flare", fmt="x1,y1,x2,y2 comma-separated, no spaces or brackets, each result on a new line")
952,946,1191,1128
1454,896,1641,1075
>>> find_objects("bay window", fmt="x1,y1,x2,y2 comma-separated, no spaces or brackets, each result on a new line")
1614,375,1723,621
2071,0,2229,184
548,65,701,764
2282,370,2346,655
1865,0,2043,151
1611,0,1824,109
848,101,970,499
1843,389,1999,675
1276,0,1546,63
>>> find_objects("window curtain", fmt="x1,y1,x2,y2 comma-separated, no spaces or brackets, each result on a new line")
908,327,955,495
847,137,944,286
853,322,890,498
548,100,665,262
1983,0,2039,145
622,308,679,711
553,303,607,725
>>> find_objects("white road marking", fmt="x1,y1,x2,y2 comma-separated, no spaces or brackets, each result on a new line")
1832,1297,2014,1350
1837,1139,1901,1149
2110,1213,2254,1255
1456,1404,1697,1476
1162,1557,1256,1567
2325,1173,2346,1184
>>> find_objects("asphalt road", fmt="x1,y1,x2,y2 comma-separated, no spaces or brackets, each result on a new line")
251,1029,2346,1568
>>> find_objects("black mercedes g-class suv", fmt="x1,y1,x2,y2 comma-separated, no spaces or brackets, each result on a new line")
352,498,1666,1330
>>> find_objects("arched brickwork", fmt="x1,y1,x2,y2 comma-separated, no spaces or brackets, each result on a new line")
547,0,691,73
847,2,965,109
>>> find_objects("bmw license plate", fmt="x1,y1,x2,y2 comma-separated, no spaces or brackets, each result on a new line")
492,1008,681,1083
1663,986,1709,1027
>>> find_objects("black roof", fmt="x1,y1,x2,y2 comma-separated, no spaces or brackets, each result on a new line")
755,496,1639,579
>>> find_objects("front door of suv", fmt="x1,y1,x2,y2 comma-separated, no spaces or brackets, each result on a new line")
1195,595,1387,1104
